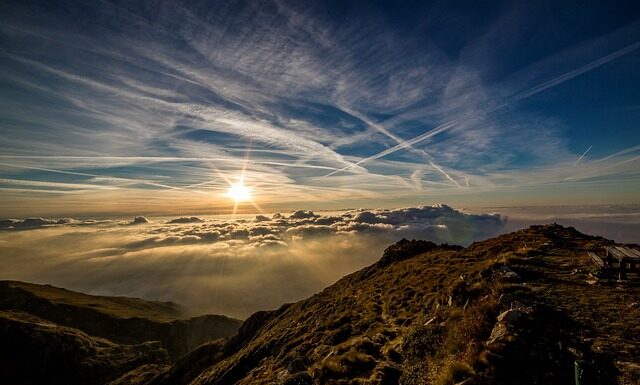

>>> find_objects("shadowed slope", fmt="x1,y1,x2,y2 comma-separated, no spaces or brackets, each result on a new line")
0,310,170,385
0,281,242,359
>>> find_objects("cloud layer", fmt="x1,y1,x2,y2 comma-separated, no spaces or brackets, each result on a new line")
0,205,505,318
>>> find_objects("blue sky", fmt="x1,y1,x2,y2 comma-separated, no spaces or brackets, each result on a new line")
1,0,639,216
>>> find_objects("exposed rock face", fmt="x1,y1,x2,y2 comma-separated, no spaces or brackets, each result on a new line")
486,307,533,349
493,266,520,281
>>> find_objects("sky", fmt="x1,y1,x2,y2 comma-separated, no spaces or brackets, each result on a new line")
0,0,639,217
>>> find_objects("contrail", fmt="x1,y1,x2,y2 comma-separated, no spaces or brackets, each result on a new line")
323,118,462,177
0,155,338,170
0,163,208,194
597,144,640,162
511,42,640,102
573,145,593,166
427,160,461,188
323,41,640,177
343,106,462,187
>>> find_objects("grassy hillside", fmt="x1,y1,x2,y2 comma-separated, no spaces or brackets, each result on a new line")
111,224,640,385
0,280,242,359
2,224,638,385
0,310,169,385
0,280,183,321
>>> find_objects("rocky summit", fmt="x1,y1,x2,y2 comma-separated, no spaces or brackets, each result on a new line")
2,224,639,385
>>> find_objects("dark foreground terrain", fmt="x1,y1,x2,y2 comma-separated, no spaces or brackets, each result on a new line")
0,280,242,385
1,224,639,385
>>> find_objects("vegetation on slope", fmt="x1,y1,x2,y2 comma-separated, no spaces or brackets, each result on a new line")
0,310,169,385
111,224,639,385
3,224,639,385
0,281,242,359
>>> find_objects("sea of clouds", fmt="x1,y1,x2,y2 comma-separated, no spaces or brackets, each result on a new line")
2,205,506,318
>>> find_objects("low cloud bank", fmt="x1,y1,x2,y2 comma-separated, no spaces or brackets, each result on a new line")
0,217,108,229
129,216,150,225
167,217,205,224
120,205,505,251
0,205,505,318
494,205,640,245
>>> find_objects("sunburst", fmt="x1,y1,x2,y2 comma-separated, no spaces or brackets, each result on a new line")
227,181,251,203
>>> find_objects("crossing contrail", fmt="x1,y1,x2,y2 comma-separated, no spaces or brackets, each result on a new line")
342,106,462,187
323,41,640,177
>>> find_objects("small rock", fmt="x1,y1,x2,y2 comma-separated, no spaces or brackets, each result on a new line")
567,347,584,359
495,266,521,281
488,322,509,344
496,309,525,324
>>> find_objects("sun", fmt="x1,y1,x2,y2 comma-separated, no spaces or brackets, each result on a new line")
227,181,251,203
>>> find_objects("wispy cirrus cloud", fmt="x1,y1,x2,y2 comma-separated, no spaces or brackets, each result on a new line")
0,0,639,216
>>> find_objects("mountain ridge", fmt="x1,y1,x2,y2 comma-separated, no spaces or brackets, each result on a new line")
120,224,638,385
0,280,242,360
2,224,639,385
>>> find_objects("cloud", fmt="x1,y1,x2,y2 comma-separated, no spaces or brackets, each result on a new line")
289,210,319,220
0,205,506,318
129,216,150,225
114,205,506,248
0,217,113,230
5,204,637,319
0,217,72,229
167,217,205,224
1,1,639,216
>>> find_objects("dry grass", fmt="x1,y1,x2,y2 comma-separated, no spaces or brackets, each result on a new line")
11,224,638,385
1,280,182,321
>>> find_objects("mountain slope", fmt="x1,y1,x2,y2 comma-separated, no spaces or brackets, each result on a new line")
0,281,242,359
0,310,169,385
113,224,639,385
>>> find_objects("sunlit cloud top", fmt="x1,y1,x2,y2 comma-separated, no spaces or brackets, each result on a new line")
1,0,639,216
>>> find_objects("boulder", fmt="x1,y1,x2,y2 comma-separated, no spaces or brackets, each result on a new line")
494,266,520,281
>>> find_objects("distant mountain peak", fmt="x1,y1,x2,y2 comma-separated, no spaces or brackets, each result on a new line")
377,238,462,267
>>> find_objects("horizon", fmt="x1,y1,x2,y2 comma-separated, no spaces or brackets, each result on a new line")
1,1,639,217
2,3,640,382
1,0,640,321
2,203,639,319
